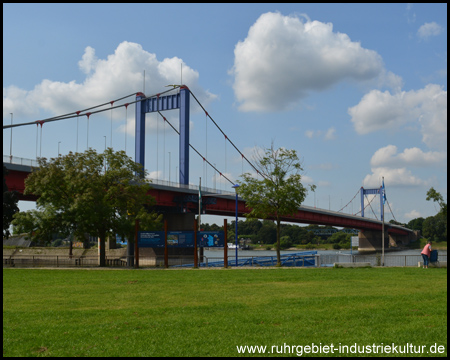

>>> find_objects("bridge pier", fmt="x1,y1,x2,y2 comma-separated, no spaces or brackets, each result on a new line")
358,229,419,252
358,229,389,252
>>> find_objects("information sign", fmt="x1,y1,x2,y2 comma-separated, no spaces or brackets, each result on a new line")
138,231,224,248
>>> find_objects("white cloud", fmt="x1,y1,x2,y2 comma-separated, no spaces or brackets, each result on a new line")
304,127,336,140
363,145,445,190
405,210,422,220
405,4,416,24
231,12,384,112
324,127,336,140
417,22,443,40
363,167,430,188
348,84,447,150
78,46,98,74
3,41,217,120
305,130,314,139
370,145,446,168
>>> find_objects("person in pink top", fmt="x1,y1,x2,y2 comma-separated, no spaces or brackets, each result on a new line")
421,240,432,268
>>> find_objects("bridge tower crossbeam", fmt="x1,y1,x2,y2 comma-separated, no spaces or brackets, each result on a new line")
135,86,190,184
360,186,384,221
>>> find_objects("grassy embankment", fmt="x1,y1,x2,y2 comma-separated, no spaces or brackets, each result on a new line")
3,267,447,357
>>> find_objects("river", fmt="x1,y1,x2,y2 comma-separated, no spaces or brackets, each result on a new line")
203,248,447,259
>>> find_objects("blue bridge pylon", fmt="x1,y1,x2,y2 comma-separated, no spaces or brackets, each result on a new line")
135,86,190,184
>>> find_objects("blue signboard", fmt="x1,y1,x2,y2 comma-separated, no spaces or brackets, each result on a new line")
138,231,224,248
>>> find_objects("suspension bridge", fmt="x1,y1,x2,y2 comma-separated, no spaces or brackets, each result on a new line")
3,85,417,251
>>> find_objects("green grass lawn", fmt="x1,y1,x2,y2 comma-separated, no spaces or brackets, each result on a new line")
3,267,447,357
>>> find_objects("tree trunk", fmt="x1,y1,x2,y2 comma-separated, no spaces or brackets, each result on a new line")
126,236,134,267
99,234,106,267
276,217,281,266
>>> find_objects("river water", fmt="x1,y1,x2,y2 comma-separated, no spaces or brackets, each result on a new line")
203,248,447,260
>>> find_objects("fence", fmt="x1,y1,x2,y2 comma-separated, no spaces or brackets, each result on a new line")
319,253,447,267
3,253,447,268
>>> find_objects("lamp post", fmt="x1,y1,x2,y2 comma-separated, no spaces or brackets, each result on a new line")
232,183,240,266
58,141,61,156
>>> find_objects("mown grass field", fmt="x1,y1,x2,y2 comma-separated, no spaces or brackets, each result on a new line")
3,267,447,357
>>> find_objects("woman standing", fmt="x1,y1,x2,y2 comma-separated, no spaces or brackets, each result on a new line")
421,240,432,268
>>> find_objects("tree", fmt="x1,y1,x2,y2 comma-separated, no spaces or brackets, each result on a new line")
406,217,425,232
426,187,447,218
11,209,55,245
422,214,447,242
425,187,447,242
3,165,19,239
239,144,313,266
24,148,160,266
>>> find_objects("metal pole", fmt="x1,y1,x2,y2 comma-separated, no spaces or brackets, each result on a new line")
134,219,139,268
381,177,385,267
194,219,198,268
10,113,13,162
224,219,228,268
235,188,239,266
164,220,168,268
198,177,201,231
382,201,385,267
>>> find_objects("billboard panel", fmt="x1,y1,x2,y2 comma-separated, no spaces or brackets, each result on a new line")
139,231,224,248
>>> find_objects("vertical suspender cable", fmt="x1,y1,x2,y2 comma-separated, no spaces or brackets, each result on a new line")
86,116,89,149
110,101,114,148
86,113,91,150
35,124,39,159
76,111,81,153
163,113,166,181
39,123,43,158
76,115,79,153
156,112,159,180
124,104,128,154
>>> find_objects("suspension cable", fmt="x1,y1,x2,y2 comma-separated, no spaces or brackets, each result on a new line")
386,198,397,222
157,111,234,185
337,189,360,213
188,88,266,180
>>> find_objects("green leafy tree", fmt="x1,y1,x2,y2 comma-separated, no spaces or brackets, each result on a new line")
257,221,277,244
406,217,425,232
425,187,447,241
422,213,447,242
239,145,313,266
3,165,19,239
11,209,55,245
426,187,447,217
24,148,160,266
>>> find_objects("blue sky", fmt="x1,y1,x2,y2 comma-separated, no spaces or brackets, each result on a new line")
3,3,447,225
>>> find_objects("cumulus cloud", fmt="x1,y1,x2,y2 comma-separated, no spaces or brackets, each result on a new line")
348,84,447,150
78,46,98,74
231,12,384,112
370,145,446,168
417,22,443,40
362,144,445,190
3,41,217,122
363,167,430,188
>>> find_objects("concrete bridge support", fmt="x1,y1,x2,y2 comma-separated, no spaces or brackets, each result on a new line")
358,229,389,252
358,229,420,252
